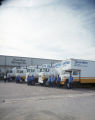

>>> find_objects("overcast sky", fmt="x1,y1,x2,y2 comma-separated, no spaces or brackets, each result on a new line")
0,0,95,60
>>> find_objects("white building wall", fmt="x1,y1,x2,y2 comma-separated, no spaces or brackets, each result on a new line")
0,55,60,75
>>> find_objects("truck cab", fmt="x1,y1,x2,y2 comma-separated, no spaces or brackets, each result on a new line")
7,67,17,81
61,69,80,83
60,59,81,85
16,67,27,82
38,64,55,85
25,66,41,83
38,67,51,85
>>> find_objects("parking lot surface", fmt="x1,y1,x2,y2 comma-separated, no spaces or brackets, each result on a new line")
0,82,95,120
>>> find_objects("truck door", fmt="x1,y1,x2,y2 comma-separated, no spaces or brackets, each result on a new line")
72,70,80,82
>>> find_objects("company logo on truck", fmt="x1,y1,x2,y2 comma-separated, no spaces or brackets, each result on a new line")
74,60,88,67
54,63,62,68
42,64,51,68
63,61,70,67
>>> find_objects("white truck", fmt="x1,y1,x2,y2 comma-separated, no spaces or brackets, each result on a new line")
7,67,17,81
60,58,95,85
25,65,41,83
38,63,61,85
16,67,27,82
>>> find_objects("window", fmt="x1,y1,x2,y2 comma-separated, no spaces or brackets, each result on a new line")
17,70,20,73
40,69,42,72
40,68,49,72
10,70,12,73
73,71,78,75
31,69,35,72
27,69,30,72
20,71,23,73
46,68,49,72
63,71,69,75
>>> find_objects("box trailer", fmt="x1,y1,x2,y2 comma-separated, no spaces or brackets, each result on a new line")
60,58,95,85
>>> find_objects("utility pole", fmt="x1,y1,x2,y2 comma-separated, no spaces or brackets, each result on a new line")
5,56,6,76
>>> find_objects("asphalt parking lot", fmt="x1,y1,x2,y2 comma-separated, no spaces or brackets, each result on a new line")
0,82,95,120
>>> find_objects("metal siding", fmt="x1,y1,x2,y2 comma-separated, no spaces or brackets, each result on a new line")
5,56,32,67
32,58,59,66
0,56,5,65
0,55,60,75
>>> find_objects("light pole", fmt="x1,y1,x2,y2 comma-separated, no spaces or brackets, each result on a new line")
5,56,7,76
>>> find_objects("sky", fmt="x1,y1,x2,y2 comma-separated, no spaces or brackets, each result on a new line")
0,0,95,60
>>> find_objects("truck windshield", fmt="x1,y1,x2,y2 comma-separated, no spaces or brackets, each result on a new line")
27,69,35,72
63,71,70,75
17,70,20,73
20,70,23,73
31,69,35,72
8,70,12,73
73,71,79,75
27,69,31,72
40,68,49,72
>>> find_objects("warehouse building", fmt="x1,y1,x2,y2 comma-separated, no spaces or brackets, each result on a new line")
0,55,61,76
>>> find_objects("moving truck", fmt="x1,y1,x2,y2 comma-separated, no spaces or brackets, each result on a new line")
60,58,95,85
38,64,57,85
25,66,41,83
7,67,17,80
38,63,62,85
16,67,27,82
